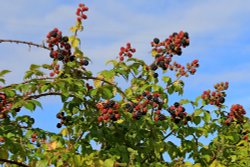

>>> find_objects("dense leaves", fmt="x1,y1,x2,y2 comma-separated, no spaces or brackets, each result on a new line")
0,2,249,167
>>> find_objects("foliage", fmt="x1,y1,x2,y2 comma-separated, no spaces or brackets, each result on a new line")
0,3,249,167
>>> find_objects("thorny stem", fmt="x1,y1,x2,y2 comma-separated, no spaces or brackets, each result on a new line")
0,39,50,50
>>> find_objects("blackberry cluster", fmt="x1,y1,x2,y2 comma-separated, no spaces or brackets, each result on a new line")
201,82,228,107
167,102,190,124
151,31,189,56
0,93,13,119
118,43,136,61
225,104,246,125
124,91,166,121
56,112,72,128
186,59,199,75
76,3,89,22
49,62,60,77
47,28,74,63
149,33,198,79
96,100,121,122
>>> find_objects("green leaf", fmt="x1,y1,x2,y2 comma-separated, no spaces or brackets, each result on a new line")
194,109,203,116
104,159,115,167
180,99,190,105
203,111,211,123
193,116,201,125
162,76,171,84
30,64,40,70
36,160,48,167
0,70,11,77
24,101,36,111
69,36,80,48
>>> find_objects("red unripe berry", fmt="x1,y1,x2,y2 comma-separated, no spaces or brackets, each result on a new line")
77,17,82,22
119,56,124,61
155,110,161,115
81,14,87,19
130,48,136,53
126,43,131,48
103,115,109,120
76,9,81,16
102,109,108,114
127,52,132,58
98,116,103,122
154,116,159,122
115,114,120,119
108,108,113,114
50,72,55,77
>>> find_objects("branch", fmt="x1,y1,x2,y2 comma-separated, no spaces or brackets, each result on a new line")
0,77,54,90
0,158,30,167
162,130,174,141
0,39,50,50
82,76,126,99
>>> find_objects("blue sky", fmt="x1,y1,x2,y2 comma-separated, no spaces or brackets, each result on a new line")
1,0,250,151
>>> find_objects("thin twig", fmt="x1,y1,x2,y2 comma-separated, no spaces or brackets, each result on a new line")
162,130,174,141
0,39,50,50
0,158,30,167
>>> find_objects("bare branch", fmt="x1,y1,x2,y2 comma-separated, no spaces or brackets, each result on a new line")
0,158,30,167
0,39,50,50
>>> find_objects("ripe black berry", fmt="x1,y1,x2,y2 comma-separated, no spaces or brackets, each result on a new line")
153,38,160,44
110,114,117,121
153,73,158,78
142,92,147,97
159,114,166,121
153,97,159,103
56,112,64,119
14,107,21,112
50,51,54,59
82,60,89,66
125,103,131,109
69,55,75,62
147,95,153,100
50,31,57,38
151,64,158,71
56,123,62,128
128,107,133,113
219,97,225,103
174,102,180,107
186,116,191,121
57,53,64,61
135,112,142,120
109,100,115,107
62,36,69,42
174,117,181,124
172,32,178,37
184,32,189,38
